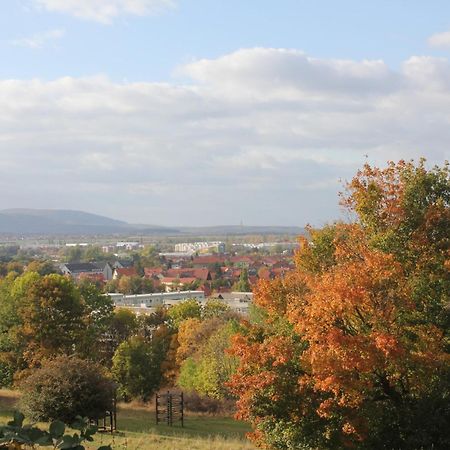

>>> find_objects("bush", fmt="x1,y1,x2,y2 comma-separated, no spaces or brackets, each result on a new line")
183,391,235,415
0,411,111,450
20,356,114,423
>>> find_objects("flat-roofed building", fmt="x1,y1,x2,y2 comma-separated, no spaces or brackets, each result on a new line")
107,290,205,314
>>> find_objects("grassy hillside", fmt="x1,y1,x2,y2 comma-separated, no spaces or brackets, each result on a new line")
0,390,254,450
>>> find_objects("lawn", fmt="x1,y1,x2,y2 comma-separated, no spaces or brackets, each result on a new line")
0,390,255,450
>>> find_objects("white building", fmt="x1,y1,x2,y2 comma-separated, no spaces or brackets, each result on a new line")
108,290,206,314
210,292,253,315
174,241,225,254
116,242,140,251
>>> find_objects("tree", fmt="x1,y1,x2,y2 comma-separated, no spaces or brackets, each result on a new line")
26,260,58,276
112,336,166,402
233,268,251,292
166,299,202,329
229,160,450,449
17,274,85,366
178,320,239,399
84,246,105,262
65,246,83,263
203,299,230,319
20,356,114,423
78,281,114,363
108,308,138,354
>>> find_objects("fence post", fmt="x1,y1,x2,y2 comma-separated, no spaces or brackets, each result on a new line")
166,391,170,426
180,391,184,428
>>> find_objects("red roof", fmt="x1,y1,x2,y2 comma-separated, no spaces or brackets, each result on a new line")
192,256,225,266
115,267,137,277
230,256,254,264
144,267,163,278
166,268,212,281
78,272,105,282
161,277,197,285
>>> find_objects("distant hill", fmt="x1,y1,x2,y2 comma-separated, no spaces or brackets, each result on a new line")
0,209,176,235
0,209,305,236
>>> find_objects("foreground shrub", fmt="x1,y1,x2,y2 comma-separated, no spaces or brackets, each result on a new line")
0,411,111,450
20,356,114,423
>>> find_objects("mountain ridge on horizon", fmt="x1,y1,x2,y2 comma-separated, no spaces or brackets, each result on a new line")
0,208,305,236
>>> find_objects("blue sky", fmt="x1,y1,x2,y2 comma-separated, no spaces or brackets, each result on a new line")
3,1,450,80
0,1,449,226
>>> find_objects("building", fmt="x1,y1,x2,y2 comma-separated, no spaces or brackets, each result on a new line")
109,290,206,313
60,262,112,280
174,241,225,254
116,242,140,251
210,291,253,315
112,266,138,279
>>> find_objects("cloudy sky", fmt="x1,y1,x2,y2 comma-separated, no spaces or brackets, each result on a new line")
0,1,449,226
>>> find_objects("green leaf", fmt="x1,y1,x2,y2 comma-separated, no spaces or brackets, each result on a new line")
97,446,113,450
49,420,65,438
84,425,97,437
35,433,53,446
58,434,76,449
7,411,25,427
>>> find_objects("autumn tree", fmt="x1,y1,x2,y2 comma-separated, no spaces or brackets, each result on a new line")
178,320,239,399
25,260,58,276
229,160,450,449
17,274,85,366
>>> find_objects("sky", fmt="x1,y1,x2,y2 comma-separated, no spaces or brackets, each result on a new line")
0,0,450,226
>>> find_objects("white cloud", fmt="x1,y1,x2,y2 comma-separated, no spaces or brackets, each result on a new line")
10,28,65,49
33,0,175,23
428,31,450,48
0,49,449,225
181,48,399,97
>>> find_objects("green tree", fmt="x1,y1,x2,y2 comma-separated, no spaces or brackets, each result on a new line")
84,246,105,262
112,336,165,402
167,299,202,329
65,246,83,263
233,268,251,292
78,281,114,363
202,299,230,319
178,321,239,399
107,308,138,357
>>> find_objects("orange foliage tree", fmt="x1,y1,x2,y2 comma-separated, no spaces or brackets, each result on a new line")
229,160,450,449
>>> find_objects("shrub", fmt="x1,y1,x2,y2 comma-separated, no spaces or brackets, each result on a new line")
20,356,114,423
183,391,235,415
0,411,111,450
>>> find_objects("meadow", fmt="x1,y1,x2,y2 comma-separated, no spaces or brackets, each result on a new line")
0,390,255,450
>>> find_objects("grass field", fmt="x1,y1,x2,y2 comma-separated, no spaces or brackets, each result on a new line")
0,390,255,450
